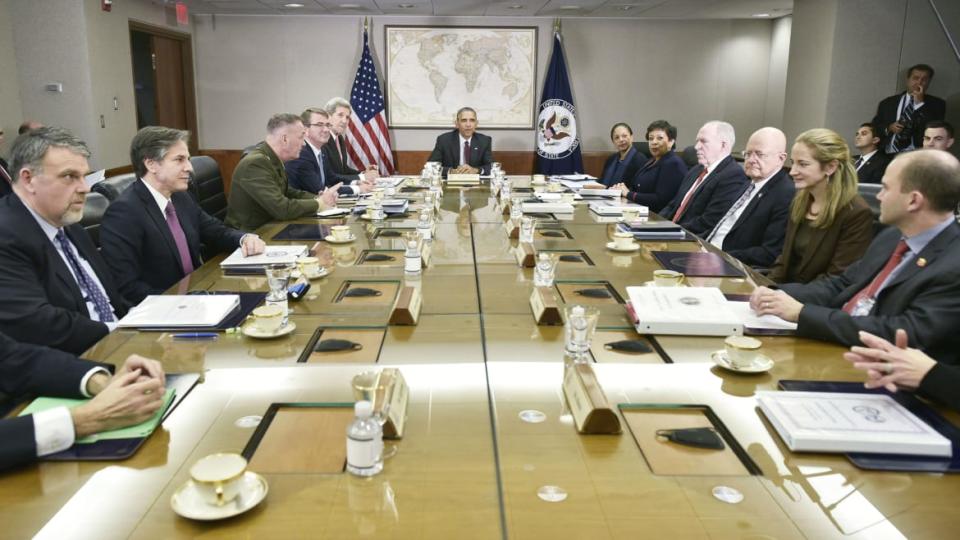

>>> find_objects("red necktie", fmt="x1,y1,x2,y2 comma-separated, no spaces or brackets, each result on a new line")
842,240,909,314
673,168,708,222
463,140,471,166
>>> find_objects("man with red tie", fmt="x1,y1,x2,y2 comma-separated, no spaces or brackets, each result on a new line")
427,107,494,177
751,150,960,365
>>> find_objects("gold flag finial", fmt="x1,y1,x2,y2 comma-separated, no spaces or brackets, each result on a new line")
364,16,369,33
554,18,561,34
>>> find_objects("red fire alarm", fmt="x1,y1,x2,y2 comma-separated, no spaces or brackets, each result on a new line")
176,2,189,25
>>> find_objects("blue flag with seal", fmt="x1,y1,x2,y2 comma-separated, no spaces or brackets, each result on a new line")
536,31,583,175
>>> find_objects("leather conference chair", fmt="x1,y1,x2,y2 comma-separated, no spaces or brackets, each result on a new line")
188,155,229,261
81,192,110,248
680,145,698,168
632,141,652,161
857,183,887,236
92,172,136,201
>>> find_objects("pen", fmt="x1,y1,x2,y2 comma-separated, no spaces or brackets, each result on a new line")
172,332,220,340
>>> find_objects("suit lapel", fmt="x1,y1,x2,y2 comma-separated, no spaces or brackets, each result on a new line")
135,182,181,267
882,223,958,291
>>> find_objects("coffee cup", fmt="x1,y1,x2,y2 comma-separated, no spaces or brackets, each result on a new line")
724,335,763,368
189,453,248,507
547,181,564,193
532,174,546,184
613,231,635,249
297,256,321,277
621,208,641,222
250,304,284,333
652,269,684,287
331,225,351,241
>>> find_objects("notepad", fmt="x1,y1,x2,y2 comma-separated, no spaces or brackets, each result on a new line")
19,389,175,443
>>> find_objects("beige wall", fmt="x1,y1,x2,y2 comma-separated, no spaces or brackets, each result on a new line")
6,0,192,170
764,16,791,129
0,2,23,159
192,15,787,153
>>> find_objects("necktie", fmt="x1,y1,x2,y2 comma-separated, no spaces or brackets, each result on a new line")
335,136,345,164
707,183,755,242
854,156,864,170
673,167,708,222
316,150,327,188
842,240,909,314
165,202,195,275
53,230,115,322
463,140,472,166
893,97,914,152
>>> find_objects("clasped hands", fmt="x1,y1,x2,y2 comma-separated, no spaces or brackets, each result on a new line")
844,329,936,393
449,164,479,174
73,355,167,438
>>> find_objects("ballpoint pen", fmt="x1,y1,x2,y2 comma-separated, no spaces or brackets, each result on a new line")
171,332,220,340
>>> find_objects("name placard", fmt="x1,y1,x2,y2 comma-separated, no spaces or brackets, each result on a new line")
514,243,536,267
562,363,622,435
389,285,422,325
378,368,409,439
446,173,481,185
530,286,563,325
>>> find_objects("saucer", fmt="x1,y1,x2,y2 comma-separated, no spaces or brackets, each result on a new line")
325,234,356,244
643,280,687,287
606,241,639,252
711,350,774,373
293,267,329,280
242,321,297,339
171,471,268,521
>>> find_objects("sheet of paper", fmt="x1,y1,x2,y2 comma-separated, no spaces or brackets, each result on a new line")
728,301,797,331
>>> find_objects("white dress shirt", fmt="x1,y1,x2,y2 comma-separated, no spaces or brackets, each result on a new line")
709,172,774,248
885,93,926,153
307,140,361,192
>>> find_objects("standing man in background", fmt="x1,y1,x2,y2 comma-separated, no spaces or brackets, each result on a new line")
873,64,946,155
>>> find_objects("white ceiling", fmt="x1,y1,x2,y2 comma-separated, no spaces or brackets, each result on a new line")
164,0,793,19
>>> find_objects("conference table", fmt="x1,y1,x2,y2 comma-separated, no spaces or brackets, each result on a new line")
2,177,958,540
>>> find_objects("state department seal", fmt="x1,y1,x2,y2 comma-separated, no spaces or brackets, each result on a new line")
536,99,580,159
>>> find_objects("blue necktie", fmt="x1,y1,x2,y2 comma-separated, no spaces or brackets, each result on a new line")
317,150,327,188
54,230,115,322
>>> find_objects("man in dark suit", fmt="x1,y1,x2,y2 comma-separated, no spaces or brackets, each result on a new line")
872,64,947,155
659,121,749,236
0,127,130,354
852,122,890,184
0,127,12,198
923,120,954,151
100,127,266,304
286,107,372,196
427,107,494,176
707,127,795,268
752,150,960,365
0,331,165,471
323,97,380,180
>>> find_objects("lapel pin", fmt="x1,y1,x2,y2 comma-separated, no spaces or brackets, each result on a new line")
916,258,927,267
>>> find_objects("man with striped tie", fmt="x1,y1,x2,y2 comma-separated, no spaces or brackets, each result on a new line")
0,127,130,354
873,64,946,155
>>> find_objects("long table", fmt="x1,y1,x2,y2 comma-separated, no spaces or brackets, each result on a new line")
2,179,958,539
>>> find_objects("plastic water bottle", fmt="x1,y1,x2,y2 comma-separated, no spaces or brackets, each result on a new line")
417,210,433,241
404,240,422,275
346,401,383,477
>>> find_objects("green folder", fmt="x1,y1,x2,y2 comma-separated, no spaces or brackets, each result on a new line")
19,389,175,443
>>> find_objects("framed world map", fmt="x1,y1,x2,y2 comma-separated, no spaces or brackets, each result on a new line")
384,26,538,129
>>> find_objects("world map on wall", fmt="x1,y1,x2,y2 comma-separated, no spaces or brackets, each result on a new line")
385,27,537,128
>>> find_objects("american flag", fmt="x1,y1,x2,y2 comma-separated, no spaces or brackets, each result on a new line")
345,29,395,175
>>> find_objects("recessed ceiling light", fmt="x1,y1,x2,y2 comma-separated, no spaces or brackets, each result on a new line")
507,4,524,9
751,13,771,17
559,5,581,10
619,5,635,10
339,3,361,8
284,2,304,7
398,3,415,7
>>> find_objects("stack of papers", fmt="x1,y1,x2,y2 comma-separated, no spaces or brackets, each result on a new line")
757,391,952,457
353,199,409,214
589,201,649,216
119,295,241,328
317,207,350,217
550,174,596,181
220,245,308,269
617,221,686,239
375,177,405,188
522,201,575,214
578,188,620,198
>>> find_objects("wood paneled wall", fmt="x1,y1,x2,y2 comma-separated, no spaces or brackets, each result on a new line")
196,149,613,194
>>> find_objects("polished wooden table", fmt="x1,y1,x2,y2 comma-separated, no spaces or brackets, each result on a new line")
3,178,958,539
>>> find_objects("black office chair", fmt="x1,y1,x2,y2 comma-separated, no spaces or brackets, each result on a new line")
632,141,652,161
857,183,887,236
188,156,228,222
81,192,110,248
92,173,137,201
680,145,698,168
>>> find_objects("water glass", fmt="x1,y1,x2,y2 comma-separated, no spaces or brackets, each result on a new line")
519,216,535,243
265,263,293,317
563,305,599,363
510,197,524,220
533,253,556,287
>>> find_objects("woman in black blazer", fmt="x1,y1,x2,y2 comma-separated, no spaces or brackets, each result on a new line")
613,120,687,213
598,123,645,187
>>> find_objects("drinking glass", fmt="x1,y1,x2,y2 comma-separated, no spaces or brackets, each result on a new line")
533,253,556,287
265,263,293,319
519,216,535,243
563,305,599,364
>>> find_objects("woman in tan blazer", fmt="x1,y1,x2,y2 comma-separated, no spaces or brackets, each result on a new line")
768,128,874,283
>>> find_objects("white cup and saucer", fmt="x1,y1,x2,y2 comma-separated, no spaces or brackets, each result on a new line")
325,225,356,244
645,269,685,287
295,256,328,280
242,304,296,339
531,174,547,185
171,453,268,521
606,231,639,252
712,335,774,373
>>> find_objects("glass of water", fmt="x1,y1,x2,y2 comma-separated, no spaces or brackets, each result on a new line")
510,197,524,220
265,263,293,319
519,216,535,243
533,253,556,287
563,304,599,364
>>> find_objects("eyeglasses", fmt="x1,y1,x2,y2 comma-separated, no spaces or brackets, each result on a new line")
309,123,331,129
743,150,776,160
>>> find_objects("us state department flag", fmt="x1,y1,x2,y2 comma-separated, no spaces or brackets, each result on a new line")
535,31,583,175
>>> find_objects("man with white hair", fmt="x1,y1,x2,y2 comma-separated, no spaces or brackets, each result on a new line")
0,127,130,353
706,127,795,268
659,121,749,236
323,97,379,180
226,113,339,231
